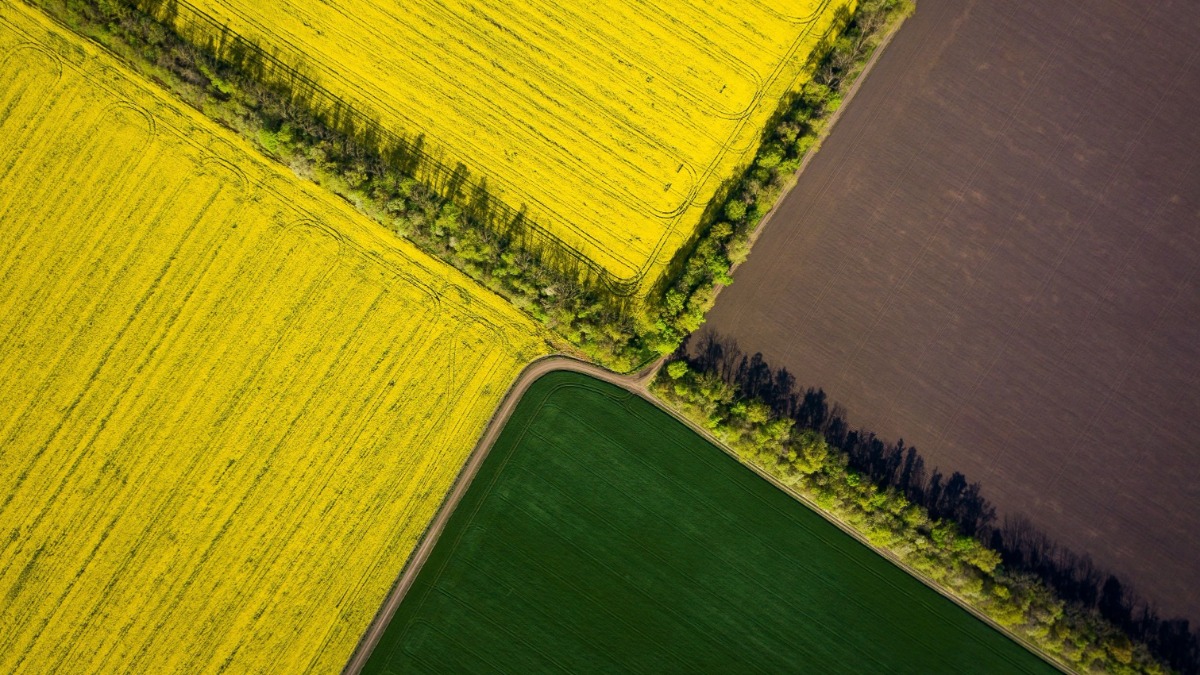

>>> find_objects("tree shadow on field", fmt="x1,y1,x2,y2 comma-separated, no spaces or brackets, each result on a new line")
127,0,634,297
651,4,855,303
681,328,1200,673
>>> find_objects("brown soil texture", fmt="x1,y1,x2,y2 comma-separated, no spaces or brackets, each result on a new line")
705,0,1200,622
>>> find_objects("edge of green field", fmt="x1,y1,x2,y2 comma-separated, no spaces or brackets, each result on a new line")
363,371,1053,674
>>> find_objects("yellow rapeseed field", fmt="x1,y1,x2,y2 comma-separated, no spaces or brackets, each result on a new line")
159,0,847,293
0,2,546,671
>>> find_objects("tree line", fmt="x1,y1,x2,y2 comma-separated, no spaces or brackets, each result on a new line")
34,0,1198,669
670,330,1198,674
41,0,644,364
33,0,913,372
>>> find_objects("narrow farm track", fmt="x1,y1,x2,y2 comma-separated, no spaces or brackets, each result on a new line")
363,371,1055,673
344,353,1066,674
0,4,550,671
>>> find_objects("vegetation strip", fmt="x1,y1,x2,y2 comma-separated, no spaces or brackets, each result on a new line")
141,0,845,296
11,0,1182,672
647,0,913,356
29,0,910,371
360,370,1053,673
654,352,1178,673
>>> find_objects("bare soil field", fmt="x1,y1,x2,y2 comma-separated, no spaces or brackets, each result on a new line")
705,0,1200,623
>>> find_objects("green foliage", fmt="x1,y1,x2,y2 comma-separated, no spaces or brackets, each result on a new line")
35,0,917,373
35,0,656,370
723,200,747,222
651,358,1169,675
366,371,1053,674
645,0,912,357
791,430,830,475
256,127,279,154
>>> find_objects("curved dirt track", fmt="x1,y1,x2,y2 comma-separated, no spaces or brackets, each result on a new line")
341,355,658,674
341,11,1067,671
343,351,1064,674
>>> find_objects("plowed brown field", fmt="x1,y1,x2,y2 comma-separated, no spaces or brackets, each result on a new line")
705,0,1200,622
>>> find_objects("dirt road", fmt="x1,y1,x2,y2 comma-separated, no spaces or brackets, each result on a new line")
341,356,658,674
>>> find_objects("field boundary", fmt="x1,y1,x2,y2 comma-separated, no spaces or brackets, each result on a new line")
342,350,1066,674
127,0,841,297
340,355,655,674
337,7,1045,673
131,0,637,295
0,3,548,670
719,0,908,301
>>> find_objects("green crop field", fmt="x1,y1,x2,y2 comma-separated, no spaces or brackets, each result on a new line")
363,371,1053,673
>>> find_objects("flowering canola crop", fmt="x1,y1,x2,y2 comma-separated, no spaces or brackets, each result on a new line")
0,3,546,671
161,0,847,293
